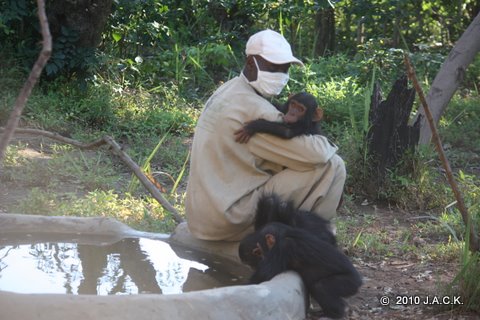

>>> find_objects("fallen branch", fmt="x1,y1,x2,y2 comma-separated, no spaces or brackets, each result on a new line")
404,53,479,253
0,0,52,165
2,127,184,224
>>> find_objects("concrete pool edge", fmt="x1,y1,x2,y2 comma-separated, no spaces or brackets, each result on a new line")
0,213,307,320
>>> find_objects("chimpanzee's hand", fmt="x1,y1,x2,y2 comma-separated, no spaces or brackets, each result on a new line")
234,122,254,143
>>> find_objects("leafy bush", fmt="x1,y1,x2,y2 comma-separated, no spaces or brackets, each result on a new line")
45,27,97,78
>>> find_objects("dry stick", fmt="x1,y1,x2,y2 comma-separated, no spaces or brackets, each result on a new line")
0,0,52,165
404,54,479,253
101,136,184,224
1,128,184,224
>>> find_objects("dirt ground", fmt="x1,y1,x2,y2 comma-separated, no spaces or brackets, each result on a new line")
0,136,478,320
336,207,479,320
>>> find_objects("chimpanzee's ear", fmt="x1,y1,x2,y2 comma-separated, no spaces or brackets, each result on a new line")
265,234,276,249
312,108,324,122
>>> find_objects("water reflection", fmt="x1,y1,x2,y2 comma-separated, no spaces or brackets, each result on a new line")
0,238,223,295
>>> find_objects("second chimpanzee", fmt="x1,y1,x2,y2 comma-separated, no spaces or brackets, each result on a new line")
240,222,362,319
234,92,323,143
254,193,336,244
238,193,337,269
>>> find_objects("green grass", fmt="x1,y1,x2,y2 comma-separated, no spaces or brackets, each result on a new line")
14,188,177,233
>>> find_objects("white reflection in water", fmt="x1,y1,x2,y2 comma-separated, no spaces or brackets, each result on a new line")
140,238,208,294
96,253,139,295
0,243,83,294
0,238,209,295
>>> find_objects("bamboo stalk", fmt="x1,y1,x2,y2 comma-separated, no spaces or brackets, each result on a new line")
403,53,479,253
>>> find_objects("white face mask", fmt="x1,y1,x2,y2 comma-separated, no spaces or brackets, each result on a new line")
249,57,289,98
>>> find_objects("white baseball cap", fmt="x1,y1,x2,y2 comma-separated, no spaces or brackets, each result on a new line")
245,29,304,67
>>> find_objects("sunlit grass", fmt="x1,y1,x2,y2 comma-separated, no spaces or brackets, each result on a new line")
14,188,178,233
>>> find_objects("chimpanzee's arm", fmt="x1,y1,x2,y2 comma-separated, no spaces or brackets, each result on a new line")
244,119,305,139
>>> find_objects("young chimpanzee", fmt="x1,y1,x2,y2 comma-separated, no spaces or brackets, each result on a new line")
240,222,362,319
238,193,337,269
234,92,323,143
254,193,336,245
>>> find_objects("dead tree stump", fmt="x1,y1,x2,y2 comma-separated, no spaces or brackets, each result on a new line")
366,76,421,193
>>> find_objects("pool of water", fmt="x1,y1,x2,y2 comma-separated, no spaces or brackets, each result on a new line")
0,233,250,295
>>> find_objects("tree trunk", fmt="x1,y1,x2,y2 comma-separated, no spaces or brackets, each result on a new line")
366,77,420,194
314,7,335,56
414,12,480,144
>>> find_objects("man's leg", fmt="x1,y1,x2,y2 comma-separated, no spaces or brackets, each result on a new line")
224,155,346,240
261,154,346,220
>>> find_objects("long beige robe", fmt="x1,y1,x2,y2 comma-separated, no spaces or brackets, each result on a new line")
185,75,345,241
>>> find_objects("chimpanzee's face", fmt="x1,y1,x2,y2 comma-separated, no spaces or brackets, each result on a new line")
283,99,307,124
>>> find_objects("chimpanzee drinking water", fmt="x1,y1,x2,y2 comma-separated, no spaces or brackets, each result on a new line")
239,222,362,319
234,92,323,143
253,193,336,245
238,194,361,318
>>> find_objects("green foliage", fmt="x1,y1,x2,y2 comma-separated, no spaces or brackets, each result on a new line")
0,0,31,36
354,39,445,86
22,80,116,131
108,82,199,139
440,94,480,154
383,149,451,210
9,73,199,140
455,252,480,312
336,0,476,53
45,27,97,78
447,223,480,313
288,54,365,129
118,42,239,95
464,54,480,93
0,0,98,79
106,0,263,54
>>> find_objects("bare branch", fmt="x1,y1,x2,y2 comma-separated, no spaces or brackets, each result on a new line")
0,0,52,166
101,135,184,224
404,54,479,253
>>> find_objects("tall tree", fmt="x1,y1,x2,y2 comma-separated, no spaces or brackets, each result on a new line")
414,12,480,144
